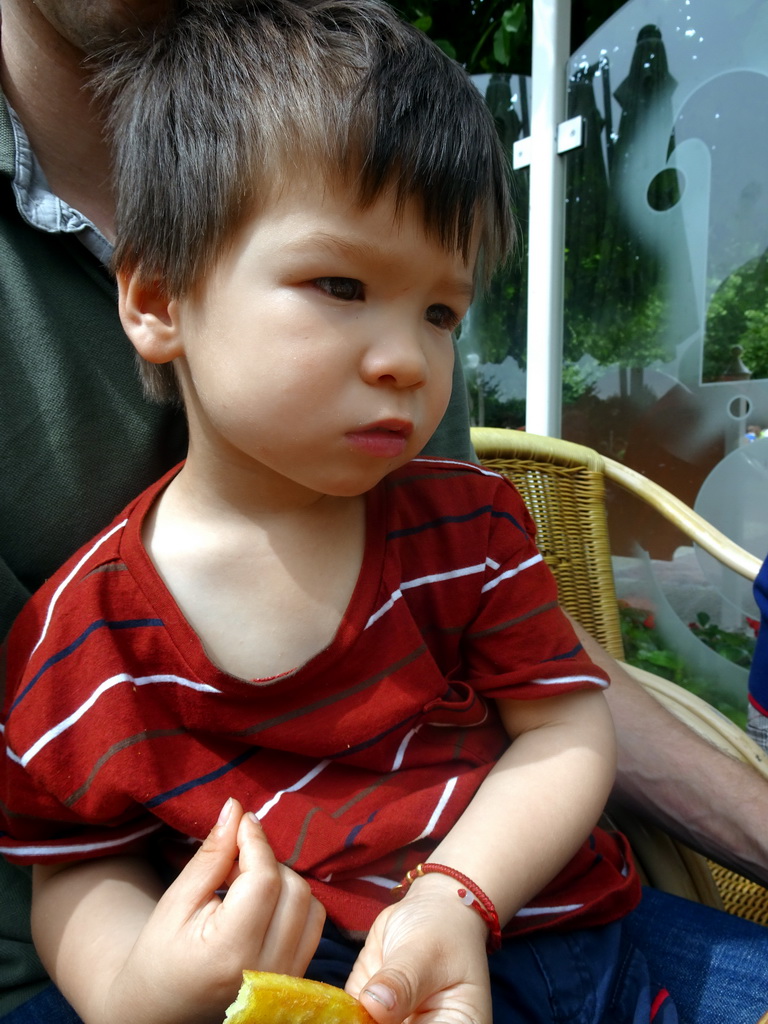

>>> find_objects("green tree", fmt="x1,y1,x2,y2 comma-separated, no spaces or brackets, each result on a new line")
390,2,628,76
703,251,768,382
390,1,632,424
389,1,529,73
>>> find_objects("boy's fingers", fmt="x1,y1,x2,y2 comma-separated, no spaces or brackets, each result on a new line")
290,896,327,976
235,810,280,871
358,959,424,1024
360,962,485,1024
356,937,489,1024
222,811,293,915
161,796,242,914
220,811,283,917
225,814,326,974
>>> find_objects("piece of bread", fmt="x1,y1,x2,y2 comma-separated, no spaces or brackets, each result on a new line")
223,971,374,1024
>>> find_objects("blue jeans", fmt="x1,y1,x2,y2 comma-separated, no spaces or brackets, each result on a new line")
3,888,766,1024
0,987,81,1024
309,916,677,1023
624,887,768,1024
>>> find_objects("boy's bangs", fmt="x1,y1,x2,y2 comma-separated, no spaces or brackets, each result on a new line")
343,51,513,276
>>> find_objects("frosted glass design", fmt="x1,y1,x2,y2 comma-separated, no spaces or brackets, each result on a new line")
563,0,768,709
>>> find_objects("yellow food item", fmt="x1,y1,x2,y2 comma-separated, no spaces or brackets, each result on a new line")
223,971,374,1024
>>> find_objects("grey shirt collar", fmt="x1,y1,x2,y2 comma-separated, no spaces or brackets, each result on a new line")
8,103,113,267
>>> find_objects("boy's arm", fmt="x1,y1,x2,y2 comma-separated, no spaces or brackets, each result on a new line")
576,621,768,885
31,801,325,1024
347,687,616,1024
416,687,616,922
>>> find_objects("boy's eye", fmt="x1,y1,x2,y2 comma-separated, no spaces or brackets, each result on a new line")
314,277,364,301
425,304,461,332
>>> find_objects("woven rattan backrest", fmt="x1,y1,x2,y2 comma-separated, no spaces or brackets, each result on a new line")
470,428,625,660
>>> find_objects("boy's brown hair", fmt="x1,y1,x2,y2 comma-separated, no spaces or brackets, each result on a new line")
99,0,514,403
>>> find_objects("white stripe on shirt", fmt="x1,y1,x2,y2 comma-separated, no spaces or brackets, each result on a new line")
254,760,331,819
391,725,422,771
481,552,543,593
8,673,221,767
0,821,162,859
416,775,458,840
515,902,583,917
412,457,502,480
366,558,500,629
532,674,609,689
31,519,129,655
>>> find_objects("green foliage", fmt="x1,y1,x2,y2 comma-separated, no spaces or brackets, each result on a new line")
561,361,597,404
389,1,627,75
465,373,526,428
564,292,668,369
390,1,529,73
703,251,768,381
619,605,750,728
388,0,668,427
688,611,756,670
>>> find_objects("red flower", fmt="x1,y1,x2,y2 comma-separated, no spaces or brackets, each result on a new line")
747,616,761,637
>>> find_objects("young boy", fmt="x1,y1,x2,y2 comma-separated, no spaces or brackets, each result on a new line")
0,2,675,1022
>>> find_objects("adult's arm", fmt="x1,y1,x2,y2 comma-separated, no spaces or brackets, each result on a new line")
574,620,768,886
410,368,768,882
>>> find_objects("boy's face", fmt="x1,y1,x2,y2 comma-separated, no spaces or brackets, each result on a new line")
124,181,476,503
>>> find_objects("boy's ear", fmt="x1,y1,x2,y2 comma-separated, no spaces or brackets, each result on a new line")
117,270,184,364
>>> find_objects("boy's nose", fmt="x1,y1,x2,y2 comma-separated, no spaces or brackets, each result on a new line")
360,330,428,390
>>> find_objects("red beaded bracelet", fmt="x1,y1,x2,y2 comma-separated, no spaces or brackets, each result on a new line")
391,862,502,953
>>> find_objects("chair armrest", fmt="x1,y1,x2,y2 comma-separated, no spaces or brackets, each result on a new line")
602,456,763,582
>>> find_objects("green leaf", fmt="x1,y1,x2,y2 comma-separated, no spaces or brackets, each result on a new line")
639,649,681,669
502,4,526,34
490,5,526,67
434,38,457,59
412,15,432,32
493,24,511,65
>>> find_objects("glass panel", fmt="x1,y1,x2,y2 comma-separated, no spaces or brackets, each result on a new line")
462,74,531,428
563,0,768,720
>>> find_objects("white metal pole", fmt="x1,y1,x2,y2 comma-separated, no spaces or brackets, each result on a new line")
524,0,571,436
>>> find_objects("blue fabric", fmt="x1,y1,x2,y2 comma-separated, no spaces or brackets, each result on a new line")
748,554,768,715
307,917,678,1023
6,888,768,1024
624,887,768,1024
0,986,81,1024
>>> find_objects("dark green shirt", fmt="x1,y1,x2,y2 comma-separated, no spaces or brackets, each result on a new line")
0,99,188,641
0,94,188,1015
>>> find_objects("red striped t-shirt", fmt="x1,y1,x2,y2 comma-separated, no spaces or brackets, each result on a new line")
0,457,638,934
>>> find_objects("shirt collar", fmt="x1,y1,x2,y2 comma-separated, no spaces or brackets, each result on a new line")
7,102,113,267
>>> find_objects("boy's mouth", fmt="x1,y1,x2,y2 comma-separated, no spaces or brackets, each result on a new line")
345,419,413,458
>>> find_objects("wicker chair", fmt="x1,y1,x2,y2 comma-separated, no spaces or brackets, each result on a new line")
471,426,768,926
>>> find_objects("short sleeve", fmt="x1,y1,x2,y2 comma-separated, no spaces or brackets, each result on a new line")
462,475,609,700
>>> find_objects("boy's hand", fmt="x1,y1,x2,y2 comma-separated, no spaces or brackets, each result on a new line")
345,876,492,1024
107,798,326,1024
